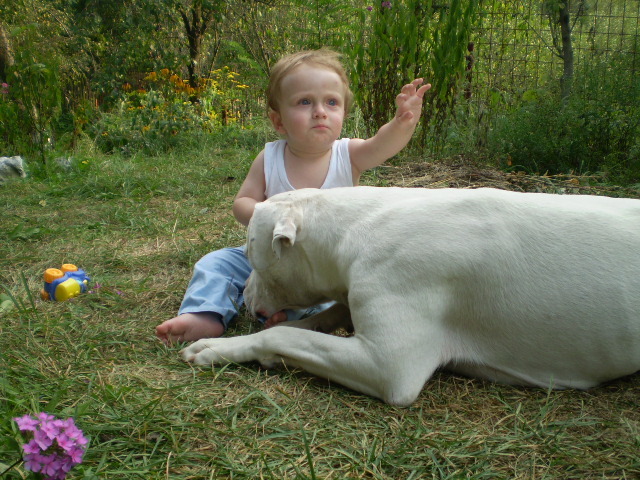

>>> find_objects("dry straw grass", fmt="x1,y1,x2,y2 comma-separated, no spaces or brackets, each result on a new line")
377,156,640,199
1,145,639,479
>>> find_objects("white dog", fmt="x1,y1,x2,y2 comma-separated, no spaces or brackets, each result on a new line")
182,187,640,406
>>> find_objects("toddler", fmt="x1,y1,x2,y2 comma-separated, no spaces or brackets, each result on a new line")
156,48,431,344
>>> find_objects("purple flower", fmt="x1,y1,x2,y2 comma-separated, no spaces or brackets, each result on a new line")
40,454,61,476
14,414,39,431
23,439,42,454
34,429,54,450
55,433,73,451
382,1,392,8
41,419,62,439
1,82,8,94
67,446,85,463
64,424,87,444
366,5,373,10
13,413,88,479
24,453,44,472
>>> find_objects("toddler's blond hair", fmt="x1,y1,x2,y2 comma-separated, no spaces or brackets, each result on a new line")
267,49,354,114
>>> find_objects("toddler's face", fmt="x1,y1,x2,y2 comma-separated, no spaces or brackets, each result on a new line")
270,64,346,150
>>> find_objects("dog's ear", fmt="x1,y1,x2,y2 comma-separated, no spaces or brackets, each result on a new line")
247,202,301,270
272,215,297,259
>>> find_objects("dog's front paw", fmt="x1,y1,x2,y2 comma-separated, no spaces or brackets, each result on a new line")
180,339,233,366
180,335,282,369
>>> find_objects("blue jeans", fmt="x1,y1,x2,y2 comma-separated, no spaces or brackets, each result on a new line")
179,246,332,329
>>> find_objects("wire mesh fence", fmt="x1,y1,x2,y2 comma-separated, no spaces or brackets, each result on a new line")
471,0,640,102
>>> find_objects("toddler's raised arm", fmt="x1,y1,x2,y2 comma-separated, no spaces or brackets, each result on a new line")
349,79,431,175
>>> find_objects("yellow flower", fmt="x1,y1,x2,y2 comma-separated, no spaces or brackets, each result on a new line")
144,72,157,81
160,68,170,77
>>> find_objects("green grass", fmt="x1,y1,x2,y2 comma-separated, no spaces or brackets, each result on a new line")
1,135,639,479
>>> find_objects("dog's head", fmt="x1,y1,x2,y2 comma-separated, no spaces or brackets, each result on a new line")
247,199,300,272
244,193,328,316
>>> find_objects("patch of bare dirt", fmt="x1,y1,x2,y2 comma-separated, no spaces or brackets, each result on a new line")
378,157,640,199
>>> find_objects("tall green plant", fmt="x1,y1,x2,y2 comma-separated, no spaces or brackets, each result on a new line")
1,24,62,164
350,1,431,137
426,0,479,149
11,60,62,164
349,0,478,150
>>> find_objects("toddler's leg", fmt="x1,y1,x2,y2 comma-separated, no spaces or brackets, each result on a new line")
156,247,252,344
156,312,224,345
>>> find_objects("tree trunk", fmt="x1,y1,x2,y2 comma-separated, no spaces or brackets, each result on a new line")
0,22,15,83
558,4,574,99
181,6,207,91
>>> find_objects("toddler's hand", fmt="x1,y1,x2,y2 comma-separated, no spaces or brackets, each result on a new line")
395,79,432,125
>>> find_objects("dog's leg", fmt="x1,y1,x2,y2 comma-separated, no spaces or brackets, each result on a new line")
277,303,353,334
181,329,402,402
181,301,443,406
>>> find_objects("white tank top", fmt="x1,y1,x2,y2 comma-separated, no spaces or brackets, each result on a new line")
264,138,353,199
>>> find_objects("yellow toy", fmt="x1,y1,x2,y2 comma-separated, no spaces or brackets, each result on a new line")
41,264,90,301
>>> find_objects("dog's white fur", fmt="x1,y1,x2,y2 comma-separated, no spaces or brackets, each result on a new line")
182,187,640,406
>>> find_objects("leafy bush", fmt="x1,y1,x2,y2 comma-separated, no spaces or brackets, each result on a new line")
91,67,254,156
487,58,640,183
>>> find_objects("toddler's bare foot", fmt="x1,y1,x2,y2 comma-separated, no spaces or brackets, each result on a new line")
264,310,288,328
156,312,224,345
